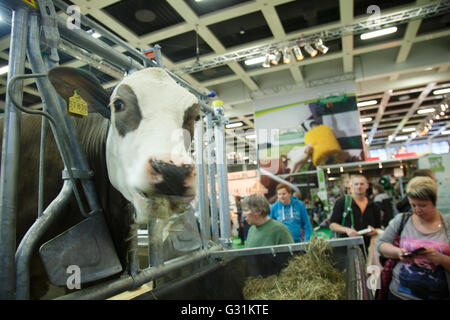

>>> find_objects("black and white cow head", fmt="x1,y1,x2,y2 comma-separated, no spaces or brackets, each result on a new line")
48,67,199,223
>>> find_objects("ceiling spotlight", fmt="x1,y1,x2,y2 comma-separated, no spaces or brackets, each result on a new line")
262,53,271,68
314,39,328,54
304,44,318,57
293,46,304,61
271,50,282,65
340,167,344,173
327,167,331,174
378,162,383,169
282,47,291,64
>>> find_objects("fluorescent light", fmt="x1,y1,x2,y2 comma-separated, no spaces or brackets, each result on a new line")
0,65,8,75
357,100,377,107
360,117,372,123
395,135,409,141
360,26,398,40
433,88,450,95
442,130,450,135
225,122,244,129
417,108,435,114
245,134,256,140
244,56,266,66
402,127,416,133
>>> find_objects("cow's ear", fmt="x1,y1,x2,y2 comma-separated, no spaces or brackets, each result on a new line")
48,66,111,119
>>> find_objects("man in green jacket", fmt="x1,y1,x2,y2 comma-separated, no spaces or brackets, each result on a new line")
242,194,294,248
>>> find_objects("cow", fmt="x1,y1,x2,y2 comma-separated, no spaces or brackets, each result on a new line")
285,144,313,174
1,66,200,299
259,144,313,203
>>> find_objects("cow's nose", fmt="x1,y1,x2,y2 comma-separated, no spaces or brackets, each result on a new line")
148,159,195,196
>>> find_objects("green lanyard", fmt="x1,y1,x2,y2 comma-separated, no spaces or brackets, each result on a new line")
342,194,354,229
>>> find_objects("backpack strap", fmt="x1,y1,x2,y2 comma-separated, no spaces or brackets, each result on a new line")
341,194,354,229
397,212,412,236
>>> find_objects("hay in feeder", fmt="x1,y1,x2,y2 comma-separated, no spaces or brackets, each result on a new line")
242,237,346,300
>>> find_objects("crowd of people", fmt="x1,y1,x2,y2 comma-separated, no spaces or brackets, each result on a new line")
231,169,449,300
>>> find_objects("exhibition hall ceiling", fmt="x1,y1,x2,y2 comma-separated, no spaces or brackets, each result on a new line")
0,0,449,154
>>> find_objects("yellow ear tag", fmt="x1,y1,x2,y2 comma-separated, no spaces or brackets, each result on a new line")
68,90,88,117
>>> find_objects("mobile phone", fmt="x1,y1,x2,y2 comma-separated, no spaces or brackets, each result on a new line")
401,247,426,258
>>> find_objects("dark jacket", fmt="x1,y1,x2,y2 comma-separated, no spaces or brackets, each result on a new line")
330,196,381,249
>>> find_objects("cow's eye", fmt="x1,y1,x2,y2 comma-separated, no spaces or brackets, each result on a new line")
113,100,125,112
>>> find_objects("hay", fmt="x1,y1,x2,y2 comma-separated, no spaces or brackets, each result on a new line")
242,237,346,300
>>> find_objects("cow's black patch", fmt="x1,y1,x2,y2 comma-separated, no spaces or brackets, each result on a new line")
182,103,200,151
111,84,143,137
152,160,192,196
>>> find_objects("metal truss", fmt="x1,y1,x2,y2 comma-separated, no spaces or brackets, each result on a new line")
174,1,450,75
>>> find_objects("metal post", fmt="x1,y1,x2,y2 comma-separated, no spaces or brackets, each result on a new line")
153,44,164,68
213,102,232,249
205,113,219,242
194,120,211,248
0,6,29,300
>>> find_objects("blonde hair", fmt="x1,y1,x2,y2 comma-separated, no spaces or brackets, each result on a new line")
406,176,437,206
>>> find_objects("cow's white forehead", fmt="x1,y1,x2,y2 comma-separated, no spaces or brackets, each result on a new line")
111,67,197,116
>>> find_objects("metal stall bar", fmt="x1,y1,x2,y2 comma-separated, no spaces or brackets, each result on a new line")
56,16,143,72
35,2,103,214
0,5,29,300
13,11,102,299
56,246,221,300
54,0,209,102
15,181,73,300
209,236,366,259
194,118,210,249
212,102,232,249
205,112,219,242
52,0,155,67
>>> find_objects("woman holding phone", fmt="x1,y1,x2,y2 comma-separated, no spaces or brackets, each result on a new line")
377,176,450,300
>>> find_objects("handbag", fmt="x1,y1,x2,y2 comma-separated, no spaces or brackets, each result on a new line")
376,213,411,300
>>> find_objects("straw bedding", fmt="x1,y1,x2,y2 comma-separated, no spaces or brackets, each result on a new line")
242,237,346,300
